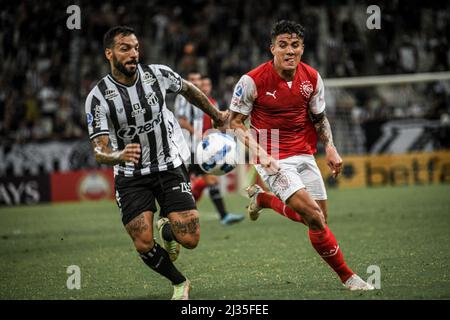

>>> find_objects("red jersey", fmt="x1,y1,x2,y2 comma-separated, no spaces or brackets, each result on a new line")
230,60,326,159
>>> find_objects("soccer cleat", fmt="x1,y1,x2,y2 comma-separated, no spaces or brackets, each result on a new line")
220,213,245,225
157,217,180,262
343,274,375,291
246,184,264,221
171,279,191,300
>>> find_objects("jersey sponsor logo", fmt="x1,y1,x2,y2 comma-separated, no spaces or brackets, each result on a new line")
143,72,156,85
145,92,159,106
300,81,313,99
131,103,146,117
93,105,102,128
117,113,162,139
86,113,93,126
104,89,118,100
265,90,277,99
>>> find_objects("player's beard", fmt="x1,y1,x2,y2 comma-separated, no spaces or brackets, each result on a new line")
113,54,138,78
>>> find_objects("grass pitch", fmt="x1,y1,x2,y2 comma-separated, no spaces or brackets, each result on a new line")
1,184,449,300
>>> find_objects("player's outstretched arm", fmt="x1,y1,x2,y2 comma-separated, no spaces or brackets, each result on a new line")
91,135,141,165
179,79,228,127
311,111,343,178
230,111,279,175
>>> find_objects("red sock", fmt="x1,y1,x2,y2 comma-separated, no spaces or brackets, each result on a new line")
191,177,207,201
308,225,354,283
257,193,305,225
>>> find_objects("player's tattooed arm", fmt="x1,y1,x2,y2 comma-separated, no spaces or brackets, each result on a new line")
311,111,343,178
311,111,335,148
91,135,141,165
180,79,228,127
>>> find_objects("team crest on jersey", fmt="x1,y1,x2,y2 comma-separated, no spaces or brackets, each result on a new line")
131,103,146,117
145,92,159,106
300,81,314,99
143,72,156,85
104,89,118,100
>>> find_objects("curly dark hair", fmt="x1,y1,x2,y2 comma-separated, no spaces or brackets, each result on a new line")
270,20,305,42
103,26,135,50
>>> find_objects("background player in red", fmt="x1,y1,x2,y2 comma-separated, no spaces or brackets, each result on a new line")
229,20,374,291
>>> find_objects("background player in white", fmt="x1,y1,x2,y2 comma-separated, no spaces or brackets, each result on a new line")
229,20,374,291
174,71,244,225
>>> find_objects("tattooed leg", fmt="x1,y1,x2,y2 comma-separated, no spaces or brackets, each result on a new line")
127,211,187,285
167,210,200,249
125,211,154,253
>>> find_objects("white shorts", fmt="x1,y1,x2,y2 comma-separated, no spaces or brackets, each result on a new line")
255,154,327,203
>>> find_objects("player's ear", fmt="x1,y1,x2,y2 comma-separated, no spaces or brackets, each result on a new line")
270,43,275,55
105,48,112,61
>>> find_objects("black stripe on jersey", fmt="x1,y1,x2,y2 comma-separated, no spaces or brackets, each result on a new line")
136,76,158,169
190,101,195,127
97,79,125,152
141,65,174,170
113,83,143,171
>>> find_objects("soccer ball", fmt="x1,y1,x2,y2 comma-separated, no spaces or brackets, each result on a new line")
196,132,237,176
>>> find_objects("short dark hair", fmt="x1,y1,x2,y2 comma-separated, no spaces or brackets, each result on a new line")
271,20,305,42
103,26,135,50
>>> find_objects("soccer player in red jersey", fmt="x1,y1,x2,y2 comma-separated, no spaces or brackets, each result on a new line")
229,20,374,291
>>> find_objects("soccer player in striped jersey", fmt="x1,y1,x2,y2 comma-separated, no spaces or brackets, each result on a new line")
84,26,228,300
174,72,244,225
229,20,374,291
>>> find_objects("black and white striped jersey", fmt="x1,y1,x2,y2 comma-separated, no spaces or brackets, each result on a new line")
174,95,205,153
85,63,190,177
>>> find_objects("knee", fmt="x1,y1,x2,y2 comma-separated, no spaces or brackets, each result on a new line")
134,237,155,253
302,205,326,230
179,234,200,249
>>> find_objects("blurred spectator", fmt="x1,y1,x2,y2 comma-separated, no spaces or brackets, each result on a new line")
0,0,448,153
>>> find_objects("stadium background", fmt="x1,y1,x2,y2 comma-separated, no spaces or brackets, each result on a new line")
1,0,449,300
